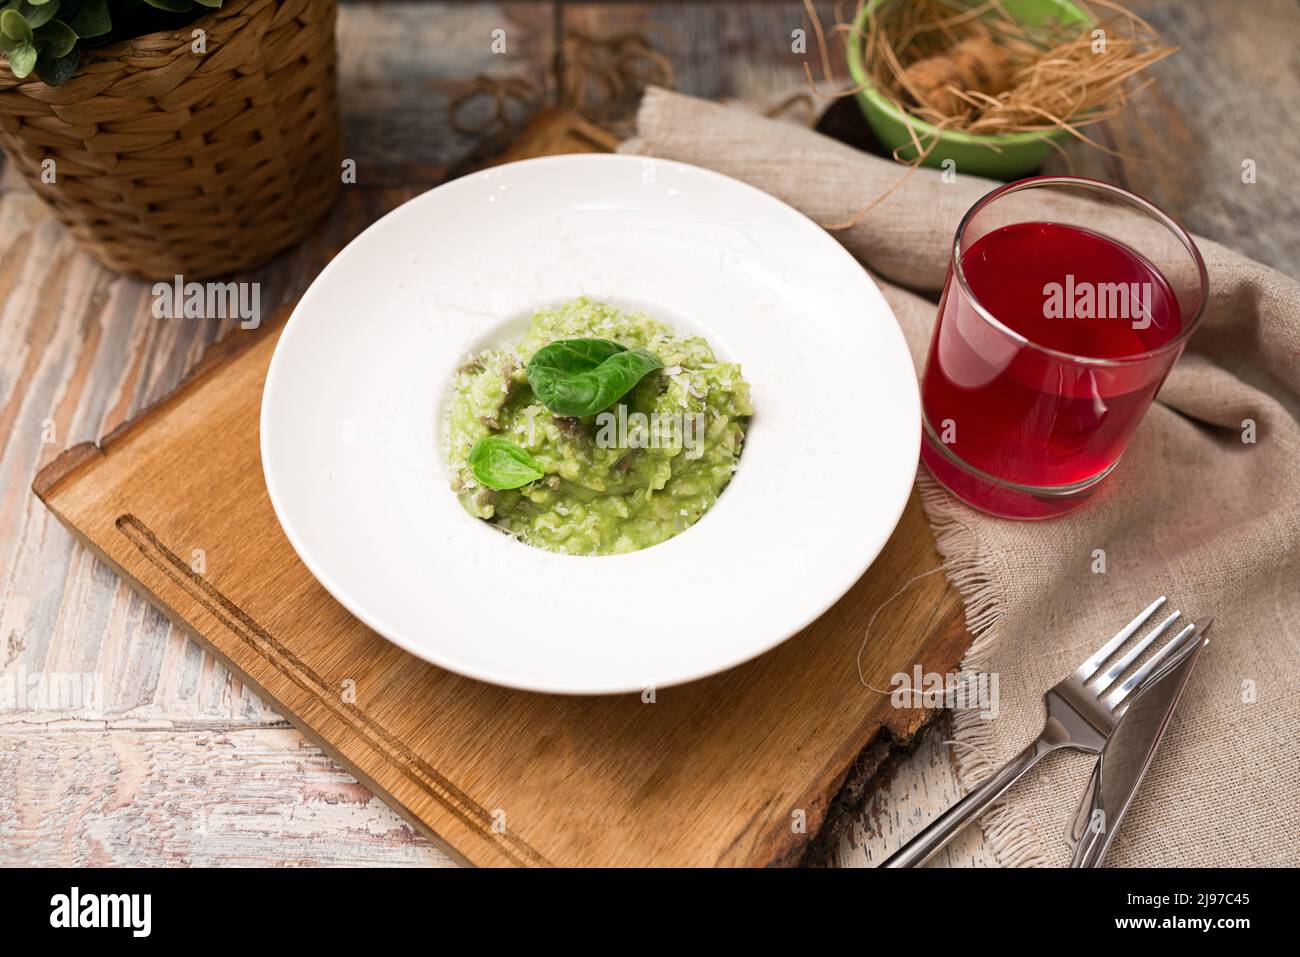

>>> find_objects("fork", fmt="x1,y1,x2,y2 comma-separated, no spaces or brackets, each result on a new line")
881,596,1197,868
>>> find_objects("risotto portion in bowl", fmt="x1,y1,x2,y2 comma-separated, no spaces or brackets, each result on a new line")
446,297,753,555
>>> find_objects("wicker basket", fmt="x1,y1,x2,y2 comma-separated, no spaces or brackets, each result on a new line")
0,0,342,279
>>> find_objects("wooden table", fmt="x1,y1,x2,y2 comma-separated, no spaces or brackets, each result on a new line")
2,1,1295,867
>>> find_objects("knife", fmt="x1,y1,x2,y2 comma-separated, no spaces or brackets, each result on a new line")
1068,619,1212,867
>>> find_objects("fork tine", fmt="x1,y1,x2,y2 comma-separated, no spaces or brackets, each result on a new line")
1113,620,1213,717
1090,610,1181,693
1073,596,1166,682
1103,622,1197,712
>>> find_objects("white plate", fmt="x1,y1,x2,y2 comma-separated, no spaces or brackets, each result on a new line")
261,154,919,695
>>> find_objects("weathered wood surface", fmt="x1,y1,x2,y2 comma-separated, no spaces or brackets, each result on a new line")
2,0,1296,867
830,713,999,867
1034,0,1300,276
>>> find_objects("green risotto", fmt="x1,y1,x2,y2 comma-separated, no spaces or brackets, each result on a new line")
446,298,753,555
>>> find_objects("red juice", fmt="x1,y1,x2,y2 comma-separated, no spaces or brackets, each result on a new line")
921,221,1184,516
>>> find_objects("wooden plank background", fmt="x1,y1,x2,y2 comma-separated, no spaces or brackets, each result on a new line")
2,0,1297,867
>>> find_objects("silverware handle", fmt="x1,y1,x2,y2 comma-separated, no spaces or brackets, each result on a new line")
881,739,1050,868
1071,824,1107,868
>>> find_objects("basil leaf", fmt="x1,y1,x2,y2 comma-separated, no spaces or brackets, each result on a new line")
526,338,663,417
468,435,544,490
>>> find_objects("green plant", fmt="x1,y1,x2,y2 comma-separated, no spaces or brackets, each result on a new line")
468,436,545,490
0,0,222,86
526,338,664,417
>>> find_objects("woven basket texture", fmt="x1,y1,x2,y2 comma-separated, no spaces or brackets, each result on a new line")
0,0,342,279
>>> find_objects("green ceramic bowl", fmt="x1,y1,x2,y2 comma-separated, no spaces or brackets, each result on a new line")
845,0,1093,179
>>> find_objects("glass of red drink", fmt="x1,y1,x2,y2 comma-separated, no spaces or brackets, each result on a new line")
921,176,1208,519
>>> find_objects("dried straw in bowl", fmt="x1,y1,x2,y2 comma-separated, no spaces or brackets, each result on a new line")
851,0,1176,146
797,0,1174,230
0,0,343,280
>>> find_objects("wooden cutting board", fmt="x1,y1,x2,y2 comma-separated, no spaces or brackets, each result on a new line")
32,109,969,867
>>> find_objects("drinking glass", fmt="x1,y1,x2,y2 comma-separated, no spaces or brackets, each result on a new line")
920,176,1208,519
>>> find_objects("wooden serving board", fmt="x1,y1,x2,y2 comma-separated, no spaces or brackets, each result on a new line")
32,109,969,867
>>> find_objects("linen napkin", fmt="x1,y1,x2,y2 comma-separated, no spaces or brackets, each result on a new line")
623,87,1299,867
